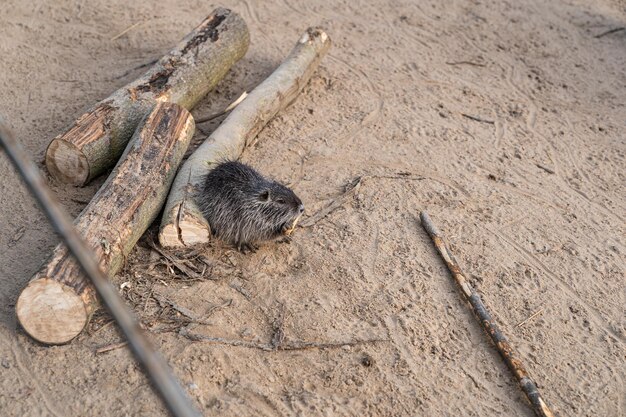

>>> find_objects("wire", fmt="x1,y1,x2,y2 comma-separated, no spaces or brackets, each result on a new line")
0,122,201,417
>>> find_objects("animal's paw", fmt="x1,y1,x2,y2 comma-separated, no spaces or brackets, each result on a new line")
237,243,258,254
281,224,296,237
276,235,292,244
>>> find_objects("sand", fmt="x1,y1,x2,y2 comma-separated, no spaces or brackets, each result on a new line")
0,0,624,416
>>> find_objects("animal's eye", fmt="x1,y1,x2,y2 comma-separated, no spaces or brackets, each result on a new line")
259,190,270,201
276,198,286,204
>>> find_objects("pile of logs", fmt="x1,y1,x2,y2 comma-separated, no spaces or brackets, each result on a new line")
16,7,331,345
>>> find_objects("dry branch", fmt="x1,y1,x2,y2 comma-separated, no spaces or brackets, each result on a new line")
16,103,194,345
158,27,331,248
179,327,386,352
299,176,362,228
299,173,424,228
46,8,249,186
95,341,129,354
420,211,554,417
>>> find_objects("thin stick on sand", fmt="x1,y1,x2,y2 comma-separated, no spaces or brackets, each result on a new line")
419,211,554,417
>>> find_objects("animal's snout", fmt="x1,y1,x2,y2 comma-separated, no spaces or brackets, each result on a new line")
298,204,305,214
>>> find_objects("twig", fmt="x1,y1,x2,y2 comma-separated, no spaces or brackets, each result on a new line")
8,226,25,247
446,60,486,67
461,113,495,124
516,308,544,328
300,173,424,228
152,292,212,325
89,318,115,336
95,341,128,354
148,240,212,281
113,59,159,80
594,27,625,38
111,21,144,41
535,163,555,174
179,327,386,352
271,303,286,349
366,173,425,181
195,91,248,123
205,298,233,316
300,177,362,227
420,211,554,417
229,281,252,300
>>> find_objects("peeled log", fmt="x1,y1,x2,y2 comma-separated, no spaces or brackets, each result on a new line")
46,8,249,186
158,28,331,248
16,103,194,345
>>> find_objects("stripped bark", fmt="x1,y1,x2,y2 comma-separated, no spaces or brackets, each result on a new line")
159,27,331,248
46,8,249,186
16,103,194,344
420,211,555,417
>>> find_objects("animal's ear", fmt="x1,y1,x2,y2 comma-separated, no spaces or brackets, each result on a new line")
259,190,270,202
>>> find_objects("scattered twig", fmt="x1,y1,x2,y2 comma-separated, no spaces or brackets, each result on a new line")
95,341,129,354
113,59,159,80
152,292,212,325
300,177,362,227
366,173,425,181
516,308,545,328
111,21,144,41
205,298,233,316
195,91,248,124
420,211,554,417
535,163,555,174
148,240,212,281
446,60,486,67
179,327,387,352
271,303,287,349
88,318,115,336
594,27,625,38
461,113,495,124
300,173,424,228
8,226,25,247
229,281,252,300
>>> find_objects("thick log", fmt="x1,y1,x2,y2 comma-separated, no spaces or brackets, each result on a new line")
46,8,249,186
158,27,331,248
16,102,194,344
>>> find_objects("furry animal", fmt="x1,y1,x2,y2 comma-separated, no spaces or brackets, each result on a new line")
197,161,304,252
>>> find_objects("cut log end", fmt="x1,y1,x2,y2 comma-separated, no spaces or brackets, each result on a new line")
46,139,89,186
158,204,211,248
16,279,88,345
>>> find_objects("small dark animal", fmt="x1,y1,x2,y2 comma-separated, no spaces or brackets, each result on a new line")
197,161,304,253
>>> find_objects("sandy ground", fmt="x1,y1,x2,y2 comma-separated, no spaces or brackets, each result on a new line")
1,0,625,416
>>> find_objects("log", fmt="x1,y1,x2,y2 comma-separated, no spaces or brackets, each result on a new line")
16,102,194,344
158,27,331,248
46,8,249,186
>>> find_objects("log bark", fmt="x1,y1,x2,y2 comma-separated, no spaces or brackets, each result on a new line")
16,102,194,344
158,27,331,248
46,8,249,186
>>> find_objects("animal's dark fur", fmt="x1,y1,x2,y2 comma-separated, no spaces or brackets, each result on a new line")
197,161,304,252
